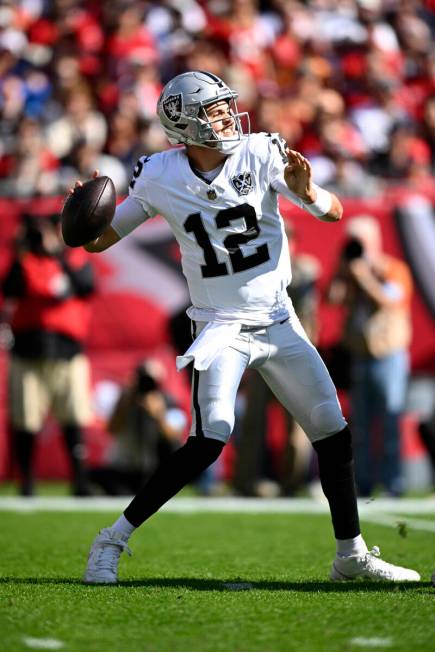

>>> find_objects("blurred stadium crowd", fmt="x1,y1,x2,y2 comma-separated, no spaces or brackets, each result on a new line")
0,0,434,199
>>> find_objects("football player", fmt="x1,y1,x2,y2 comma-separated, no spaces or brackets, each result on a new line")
79,71,420,584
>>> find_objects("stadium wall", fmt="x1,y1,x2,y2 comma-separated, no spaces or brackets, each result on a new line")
0,193,433,481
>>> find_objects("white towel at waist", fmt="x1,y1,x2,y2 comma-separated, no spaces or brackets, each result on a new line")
176,321,242,371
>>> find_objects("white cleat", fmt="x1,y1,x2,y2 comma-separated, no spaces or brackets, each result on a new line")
83,528,132,585
330,546,420,582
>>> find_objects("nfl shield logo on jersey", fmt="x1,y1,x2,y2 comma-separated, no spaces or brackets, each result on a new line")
231,172,254,196
162,94,182,122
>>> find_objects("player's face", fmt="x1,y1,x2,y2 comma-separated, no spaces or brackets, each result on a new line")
204,101,236,139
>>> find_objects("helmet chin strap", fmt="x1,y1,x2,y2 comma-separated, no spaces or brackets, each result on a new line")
192,108,249,153
215,138,244,154
183,135,245,154
213,111,250,153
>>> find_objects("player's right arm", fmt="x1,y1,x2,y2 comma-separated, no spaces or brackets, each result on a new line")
75,158,157,253
83,193,151,252
84,225,120,252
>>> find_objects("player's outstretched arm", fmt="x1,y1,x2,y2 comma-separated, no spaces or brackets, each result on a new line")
284,149,343,222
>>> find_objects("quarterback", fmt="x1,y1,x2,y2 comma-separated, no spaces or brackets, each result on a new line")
80,71,419,584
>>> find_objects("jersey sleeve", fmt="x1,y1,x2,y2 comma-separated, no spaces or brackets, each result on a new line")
111,196,150,238
266,134,305,209
111,156,159,237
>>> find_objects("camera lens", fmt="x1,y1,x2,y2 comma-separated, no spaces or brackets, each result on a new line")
343,238,364,261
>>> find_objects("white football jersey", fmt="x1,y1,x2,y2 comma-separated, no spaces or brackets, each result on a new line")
112,132,308,324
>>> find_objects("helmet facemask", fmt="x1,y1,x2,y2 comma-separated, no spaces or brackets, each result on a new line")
196,98,250,153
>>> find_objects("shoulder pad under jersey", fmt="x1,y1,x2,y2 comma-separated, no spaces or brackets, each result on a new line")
132,149,178,183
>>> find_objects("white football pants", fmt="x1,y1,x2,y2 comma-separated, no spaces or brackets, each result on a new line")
189,311,346,444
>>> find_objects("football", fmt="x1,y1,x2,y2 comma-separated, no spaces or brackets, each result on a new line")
61,176,116,247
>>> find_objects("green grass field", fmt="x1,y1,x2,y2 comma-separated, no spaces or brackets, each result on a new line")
0,503,434,652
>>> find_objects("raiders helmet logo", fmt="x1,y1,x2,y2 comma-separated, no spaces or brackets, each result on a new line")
162,93,182,122
231,172,254,196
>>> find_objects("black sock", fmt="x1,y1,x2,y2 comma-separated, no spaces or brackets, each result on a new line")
63,424,89,494
418,422,435,469
124,436,224,527
14,429,36,494
312,427,360,540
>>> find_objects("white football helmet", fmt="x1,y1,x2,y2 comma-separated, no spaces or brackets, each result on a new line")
157,70,250,153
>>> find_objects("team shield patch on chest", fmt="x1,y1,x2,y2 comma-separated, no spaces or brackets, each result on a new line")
231,172,254,196
162,93,182,122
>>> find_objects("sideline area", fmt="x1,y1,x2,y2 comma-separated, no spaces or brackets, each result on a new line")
2,496,434,534
0,495,434,515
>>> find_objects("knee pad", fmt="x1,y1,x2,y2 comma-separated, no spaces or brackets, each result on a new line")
310,400,346,438
198,402,235,442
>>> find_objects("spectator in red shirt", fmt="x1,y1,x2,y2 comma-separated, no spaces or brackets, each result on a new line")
2,212,95,496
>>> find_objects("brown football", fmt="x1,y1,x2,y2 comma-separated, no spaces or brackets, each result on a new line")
61,176,116,247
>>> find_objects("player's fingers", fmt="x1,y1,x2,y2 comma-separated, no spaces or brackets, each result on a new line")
92,169,99,178
292,150,306,161
74,180,83,188
294,152,307,165
296,153,311,173
288,150,307,169
285,148,298,160
288,148,304,158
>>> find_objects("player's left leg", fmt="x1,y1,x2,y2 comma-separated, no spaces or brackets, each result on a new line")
258,318,420,582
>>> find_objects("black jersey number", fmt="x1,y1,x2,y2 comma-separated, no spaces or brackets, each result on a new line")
184,204,270,278
129,156,150,189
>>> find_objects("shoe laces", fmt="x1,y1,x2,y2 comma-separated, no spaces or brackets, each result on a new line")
368,545,381,559
93,535,132,573
361,546,396,577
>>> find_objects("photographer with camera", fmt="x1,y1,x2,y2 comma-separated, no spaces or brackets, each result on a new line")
89,360,187,496
2,212,95,496
328,216,413,497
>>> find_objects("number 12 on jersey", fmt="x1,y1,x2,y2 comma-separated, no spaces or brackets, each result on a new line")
184,204,270,278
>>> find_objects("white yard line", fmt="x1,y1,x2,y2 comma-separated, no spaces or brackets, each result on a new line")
0,496,434,517
350,637,393,648
22,637,64,650
360,512,435,532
